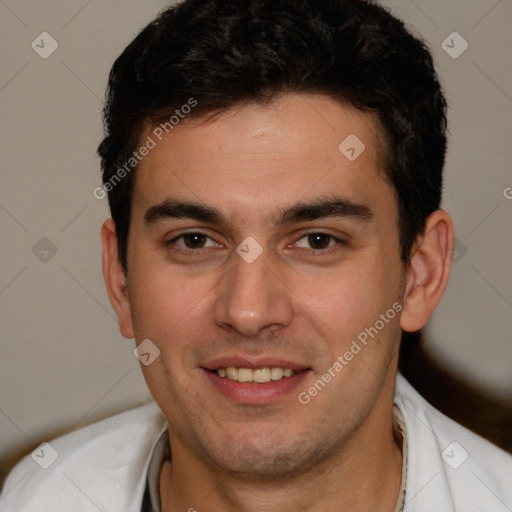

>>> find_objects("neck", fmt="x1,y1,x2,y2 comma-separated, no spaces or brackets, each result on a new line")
161,374,403,512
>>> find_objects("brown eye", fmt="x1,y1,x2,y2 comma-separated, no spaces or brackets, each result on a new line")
307,233,333,250
168,232,217,250
165,231,223,260
181,233,209,249
295,233,338,250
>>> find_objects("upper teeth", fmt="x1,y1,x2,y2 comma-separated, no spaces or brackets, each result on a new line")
216,367,296,383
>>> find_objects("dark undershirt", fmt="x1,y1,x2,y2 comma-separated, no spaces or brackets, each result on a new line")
140,430,169,512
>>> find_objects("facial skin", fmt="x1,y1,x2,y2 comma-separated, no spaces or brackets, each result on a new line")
102,94,453,511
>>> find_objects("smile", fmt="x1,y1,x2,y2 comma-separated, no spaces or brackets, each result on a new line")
214,367,297,383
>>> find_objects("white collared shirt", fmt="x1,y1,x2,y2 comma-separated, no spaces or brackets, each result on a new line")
1,374,511,511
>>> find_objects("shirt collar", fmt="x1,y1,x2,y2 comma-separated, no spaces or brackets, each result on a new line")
143,408,408,511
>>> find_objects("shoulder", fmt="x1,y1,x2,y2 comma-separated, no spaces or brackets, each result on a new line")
395,373,512,512
0,402,166,512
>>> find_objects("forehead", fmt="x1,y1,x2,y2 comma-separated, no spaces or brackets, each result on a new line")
132,94,393,222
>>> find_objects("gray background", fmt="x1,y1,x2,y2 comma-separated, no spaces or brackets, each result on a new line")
1,0,511,486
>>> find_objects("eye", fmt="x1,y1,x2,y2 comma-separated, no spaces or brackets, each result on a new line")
295,233,339,250
170,232,218,250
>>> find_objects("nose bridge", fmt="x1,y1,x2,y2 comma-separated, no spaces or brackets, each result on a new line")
213,248,293,335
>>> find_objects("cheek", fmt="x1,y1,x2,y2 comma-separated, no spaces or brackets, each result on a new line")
127,251,214,340
293,257,401,340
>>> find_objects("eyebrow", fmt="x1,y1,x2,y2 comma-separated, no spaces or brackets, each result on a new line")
144,200,226,226
143,197,373,227
276,197,373,224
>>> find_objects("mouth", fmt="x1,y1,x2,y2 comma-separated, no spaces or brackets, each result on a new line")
201,358,311,404
212,366,297,383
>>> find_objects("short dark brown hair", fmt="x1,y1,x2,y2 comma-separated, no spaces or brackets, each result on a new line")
98,0,447,271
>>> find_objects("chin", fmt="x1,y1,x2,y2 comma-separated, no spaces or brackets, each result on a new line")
198,429,340,481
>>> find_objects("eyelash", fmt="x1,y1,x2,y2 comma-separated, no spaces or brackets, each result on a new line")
165,231,347,254
166,231,220,252
292,232,347,254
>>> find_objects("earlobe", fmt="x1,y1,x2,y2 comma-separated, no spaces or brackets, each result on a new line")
101,219,134,339
400,210,454,333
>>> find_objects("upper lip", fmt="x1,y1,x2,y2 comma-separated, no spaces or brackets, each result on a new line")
202,356,310,372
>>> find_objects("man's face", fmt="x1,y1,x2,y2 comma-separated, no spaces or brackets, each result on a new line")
123,94,406,476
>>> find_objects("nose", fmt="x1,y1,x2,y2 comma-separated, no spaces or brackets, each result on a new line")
213,249,294,337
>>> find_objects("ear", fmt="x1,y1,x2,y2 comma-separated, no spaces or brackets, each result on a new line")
400,210,454,332
101,219,134,339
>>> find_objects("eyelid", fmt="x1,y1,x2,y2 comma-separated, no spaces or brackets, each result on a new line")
165,229,223,248
292,229,347,243
289,230,349,253
164,228,348,253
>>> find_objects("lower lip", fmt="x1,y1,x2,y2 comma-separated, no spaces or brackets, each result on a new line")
202,369,311,405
